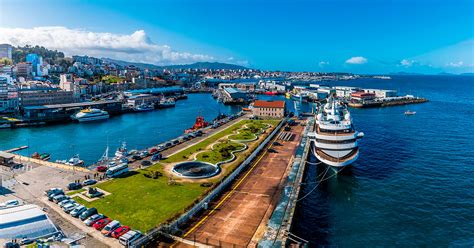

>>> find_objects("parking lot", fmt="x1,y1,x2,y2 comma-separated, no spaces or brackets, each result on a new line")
0,161,109,247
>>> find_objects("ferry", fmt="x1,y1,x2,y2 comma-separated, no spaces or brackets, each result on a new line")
71,108,109,122
311,97,364,171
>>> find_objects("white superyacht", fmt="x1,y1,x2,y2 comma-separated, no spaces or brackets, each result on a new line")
311,97,364,170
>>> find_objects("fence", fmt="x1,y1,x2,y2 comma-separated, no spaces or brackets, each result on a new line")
129,119,287,248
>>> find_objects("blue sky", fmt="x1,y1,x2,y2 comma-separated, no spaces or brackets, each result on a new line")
0,0,473,73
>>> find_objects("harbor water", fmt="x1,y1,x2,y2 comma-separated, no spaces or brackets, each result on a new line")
0,93,241,165
292,75,474,247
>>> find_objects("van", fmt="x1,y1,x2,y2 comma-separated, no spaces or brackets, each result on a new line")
119,230,142,246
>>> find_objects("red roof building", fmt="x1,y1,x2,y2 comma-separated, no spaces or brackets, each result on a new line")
252,100,286,118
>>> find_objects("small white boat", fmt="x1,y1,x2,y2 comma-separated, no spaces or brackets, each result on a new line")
158,98,176,108
0,123,11,129
404,110,416,115
134,103,154,112
65,154,84,166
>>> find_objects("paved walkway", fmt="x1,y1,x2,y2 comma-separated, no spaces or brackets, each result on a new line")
175,124,304,247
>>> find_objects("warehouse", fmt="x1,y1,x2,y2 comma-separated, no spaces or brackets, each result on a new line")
0,204,61,239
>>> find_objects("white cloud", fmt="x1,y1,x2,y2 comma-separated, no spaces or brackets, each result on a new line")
345,56,367,65
318,61,329,67
400,59,414,67
0,26,214,65
446,61,464,67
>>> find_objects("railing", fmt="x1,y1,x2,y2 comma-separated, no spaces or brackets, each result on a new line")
129,118,287,248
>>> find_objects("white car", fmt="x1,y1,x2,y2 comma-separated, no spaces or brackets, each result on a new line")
59,199,75,208
0,199,20,208
63,203,79,213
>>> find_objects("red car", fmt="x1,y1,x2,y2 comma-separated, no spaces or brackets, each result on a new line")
149,148,158,155
96,166,107,172
111,226,130,239
93,218,111,230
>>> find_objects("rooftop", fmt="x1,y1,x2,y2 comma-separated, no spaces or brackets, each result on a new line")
253,100,285,108
0,204,60,239
23,100,121,110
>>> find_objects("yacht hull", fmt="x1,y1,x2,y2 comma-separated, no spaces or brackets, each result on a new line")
312,144,359,168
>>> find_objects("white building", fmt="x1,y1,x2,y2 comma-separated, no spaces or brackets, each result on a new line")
0,44,12,60
363,89,397,98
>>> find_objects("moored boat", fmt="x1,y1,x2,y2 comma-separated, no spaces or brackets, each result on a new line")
185,115,209,133
310,97,364,171
65,154,84,166
71,108,109,122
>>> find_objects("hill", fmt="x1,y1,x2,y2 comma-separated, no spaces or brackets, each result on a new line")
102,58,248,70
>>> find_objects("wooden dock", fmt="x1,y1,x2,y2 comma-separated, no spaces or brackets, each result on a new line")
4,146,29,153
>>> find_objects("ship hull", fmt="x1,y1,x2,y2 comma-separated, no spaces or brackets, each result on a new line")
312,144,359,169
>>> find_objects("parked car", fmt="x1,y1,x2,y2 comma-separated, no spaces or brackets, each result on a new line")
149,148,158,154
131,155,142,160
119,230,142,246
93,218,112,230
70,205,87,217
111,226,130,239
58,199,74,208
172,140,180,145
151,153,162,161
83,179,97,186
196,130,203,136
53,194,69,203
48,192,64,201
45,188,63,196
96,165,107,172
84,213,105,226
79,207,98,221
101,220,120,236
67,182,82,190
63,203,79,213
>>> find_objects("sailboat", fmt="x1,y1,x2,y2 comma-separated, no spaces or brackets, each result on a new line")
98,146,110,165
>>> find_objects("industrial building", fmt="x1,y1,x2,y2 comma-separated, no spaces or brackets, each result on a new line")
22,100,122,122
0,204,61,239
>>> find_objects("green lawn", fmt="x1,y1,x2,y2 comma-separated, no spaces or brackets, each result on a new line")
74,119,281,232
74,167,206,231
163,119,274,163
195,141,245,164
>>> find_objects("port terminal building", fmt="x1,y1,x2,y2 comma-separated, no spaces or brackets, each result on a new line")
22,100,122,122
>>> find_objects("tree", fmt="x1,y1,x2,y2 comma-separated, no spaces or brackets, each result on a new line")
0,58,13,65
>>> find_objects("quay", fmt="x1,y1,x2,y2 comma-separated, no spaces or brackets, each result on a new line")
348,96,428,108
162,118,310,247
